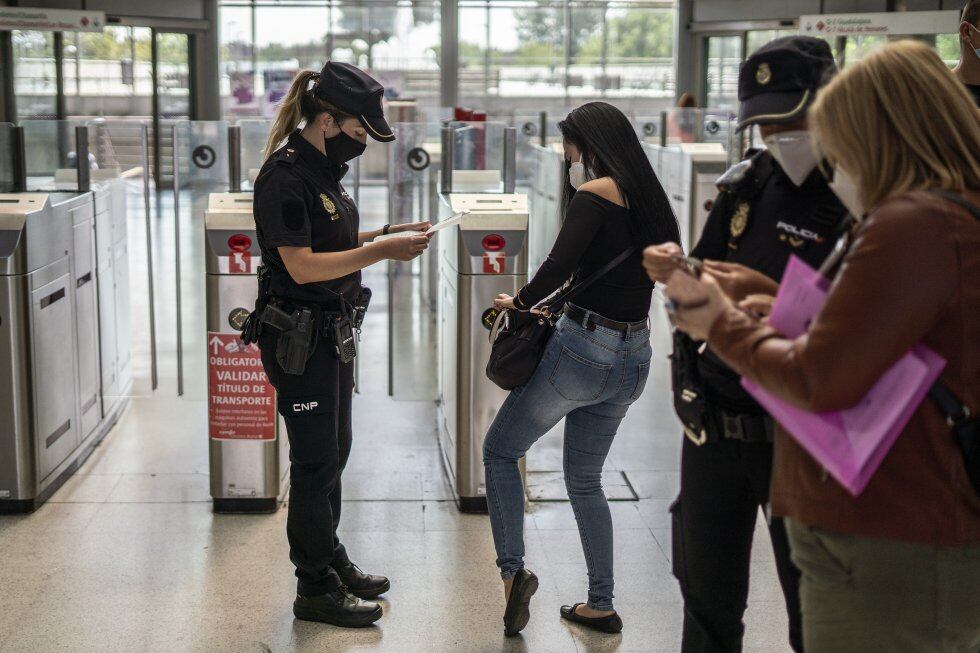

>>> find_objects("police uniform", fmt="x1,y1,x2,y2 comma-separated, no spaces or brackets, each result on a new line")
670,37,848,653
247,62,395,626
253,129,361,597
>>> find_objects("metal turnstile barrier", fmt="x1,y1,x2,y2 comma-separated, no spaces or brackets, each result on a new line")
0,123,151,513
438,193,528,513
204,193,288,513
644,141,728,252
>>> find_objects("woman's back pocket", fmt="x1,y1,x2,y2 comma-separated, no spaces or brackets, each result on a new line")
549,346,613,402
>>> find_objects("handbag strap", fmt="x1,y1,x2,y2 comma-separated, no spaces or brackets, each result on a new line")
543,246,638,312
926,189,979,423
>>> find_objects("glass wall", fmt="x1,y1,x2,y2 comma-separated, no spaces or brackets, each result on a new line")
62,26,155,120
456,1,675,118
219,1,441,119
12,31,58,120
704,35,740,110
218,1,676,122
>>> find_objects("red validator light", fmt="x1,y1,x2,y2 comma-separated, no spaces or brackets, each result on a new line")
228,233,252,252
482,234,505,252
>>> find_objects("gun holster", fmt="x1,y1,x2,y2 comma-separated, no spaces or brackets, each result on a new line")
260,302,318,375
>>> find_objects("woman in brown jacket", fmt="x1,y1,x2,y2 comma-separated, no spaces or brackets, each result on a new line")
660,41,980,652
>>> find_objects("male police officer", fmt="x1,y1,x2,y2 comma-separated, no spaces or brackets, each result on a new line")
644,37,849,652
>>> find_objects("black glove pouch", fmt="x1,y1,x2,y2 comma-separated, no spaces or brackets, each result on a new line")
670,331,711,445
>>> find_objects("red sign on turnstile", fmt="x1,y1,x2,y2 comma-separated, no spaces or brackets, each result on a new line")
483,252,506,274
207,332,275,440
228,250,252,274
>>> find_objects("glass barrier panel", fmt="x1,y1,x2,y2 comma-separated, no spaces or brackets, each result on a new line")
172,120,231,400
0,123,13,193
527,143,564,274
449,121,509,193
238,118,271,191
633,115,663,144
387,122,442,401
20,120,92,191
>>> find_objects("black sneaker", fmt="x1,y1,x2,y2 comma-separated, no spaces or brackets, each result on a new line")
503,569,539,637
293,586,383,628
334,562,390,600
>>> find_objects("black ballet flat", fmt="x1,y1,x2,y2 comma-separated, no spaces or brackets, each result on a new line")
503,569,539,637
560,603,623,634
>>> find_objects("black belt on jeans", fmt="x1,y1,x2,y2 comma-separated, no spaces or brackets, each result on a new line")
564,303,648,336
712,409,774,443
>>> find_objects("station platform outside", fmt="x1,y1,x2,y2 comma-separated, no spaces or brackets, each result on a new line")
0,186,790,652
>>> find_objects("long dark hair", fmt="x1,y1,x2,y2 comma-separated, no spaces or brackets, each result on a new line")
558,101,679,247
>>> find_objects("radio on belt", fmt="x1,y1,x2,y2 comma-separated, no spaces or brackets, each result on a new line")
437,192,529,513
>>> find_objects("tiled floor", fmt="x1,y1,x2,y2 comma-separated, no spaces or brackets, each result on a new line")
0,187,792,652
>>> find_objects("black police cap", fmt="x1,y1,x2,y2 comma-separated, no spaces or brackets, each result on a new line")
313,62,395,142
737,36,836,131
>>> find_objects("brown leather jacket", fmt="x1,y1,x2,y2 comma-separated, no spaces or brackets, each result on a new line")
708,190,980,546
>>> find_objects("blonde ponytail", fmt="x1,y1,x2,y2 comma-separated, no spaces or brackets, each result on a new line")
263,70,320,159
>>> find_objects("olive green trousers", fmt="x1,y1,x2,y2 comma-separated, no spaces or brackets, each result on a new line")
786,519,980,652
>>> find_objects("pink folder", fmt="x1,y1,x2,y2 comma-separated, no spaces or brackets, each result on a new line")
740,256,946,496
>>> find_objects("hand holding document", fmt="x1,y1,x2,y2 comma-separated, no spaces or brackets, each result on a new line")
374,210,469,242
741,256,946,496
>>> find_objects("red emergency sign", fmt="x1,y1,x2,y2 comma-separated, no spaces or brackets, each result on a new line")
483,252,506,274
229,250,251,274
207,332,275,440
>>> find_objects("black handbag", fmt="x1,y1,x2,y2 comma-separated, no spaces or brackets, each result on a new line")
486,247,636,391
927,190,980,495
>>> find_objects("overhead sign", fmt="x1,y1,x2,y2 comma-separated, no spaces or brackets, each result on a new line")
800,10,960,37
208,333,276,441
0,8,105,33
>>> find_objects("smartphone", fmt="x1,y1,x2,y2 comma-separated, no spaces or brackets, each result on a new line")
670,254,703,277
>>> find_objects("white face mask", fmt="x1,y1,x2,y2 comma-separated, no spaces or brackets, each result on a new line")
763,130,818,187
828,166,864,218
970,25,980,61
568,155,591,189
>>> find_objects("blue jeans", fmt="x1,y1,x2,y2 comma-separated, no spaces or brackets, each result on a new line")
482,311,652,611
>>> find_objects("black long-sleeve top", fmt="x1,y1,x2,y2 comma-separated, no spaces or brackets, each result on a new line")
514,190,654,322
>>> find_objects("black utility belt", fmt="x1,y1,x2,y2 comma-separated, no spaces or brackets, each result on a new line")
708,408,774,445
259,298,358,373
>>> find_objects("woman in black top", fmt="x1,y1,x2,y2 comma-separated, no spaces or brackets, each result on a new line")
483,102,679,637
250,62,430,629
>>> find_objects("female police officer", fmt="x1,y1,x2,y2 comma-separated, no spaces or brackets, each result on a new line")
247,62,430,628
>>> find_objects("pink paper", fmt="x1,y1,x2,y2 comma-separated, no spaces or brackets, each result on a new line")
741,256,946,496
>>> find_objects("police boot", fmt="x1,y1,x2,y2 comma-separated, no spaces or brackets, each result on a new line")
334,562,390,600
293,586,383,628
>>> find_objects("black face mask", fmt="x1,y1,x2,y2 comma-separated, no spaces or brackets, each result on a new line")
325,130,367,164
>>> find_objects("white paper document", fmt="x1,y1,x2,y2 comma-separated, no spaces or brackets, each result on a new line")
426,210,468,234
374,211,468,242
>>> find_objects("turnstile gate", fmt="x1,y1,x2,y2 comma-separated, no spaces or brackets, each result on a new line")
437,193,528,513
204,193,289,513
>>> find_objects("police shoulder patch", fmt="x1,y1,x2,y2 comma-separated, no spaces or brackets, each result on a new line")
270,146,298,167
716,159,753,191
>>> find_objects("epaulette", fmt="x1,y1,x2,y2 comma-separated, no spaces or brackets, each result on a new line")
715,148,773,196
269,145,299,166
